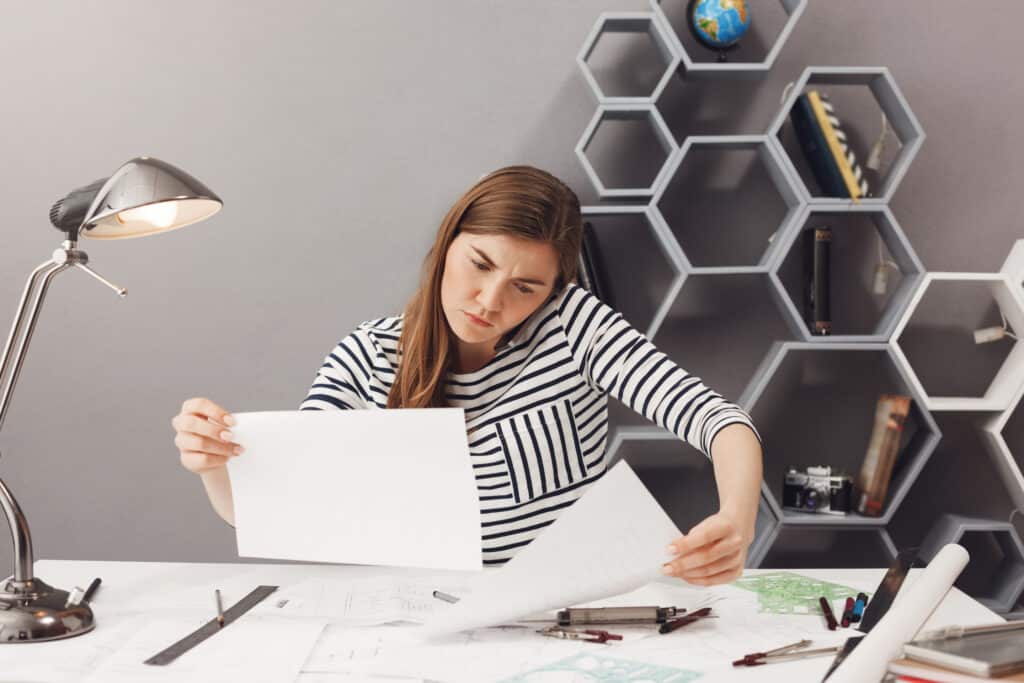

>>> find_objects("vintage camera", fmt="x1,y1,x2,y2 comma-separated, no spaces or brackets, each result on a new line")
782,465,853,515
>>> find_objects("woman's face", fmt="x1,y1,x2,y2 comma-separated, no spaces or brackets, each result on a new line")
441,231,559,359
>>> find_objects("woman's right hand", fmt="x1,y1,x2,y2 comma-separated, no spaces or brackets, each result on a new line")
172,397,243,474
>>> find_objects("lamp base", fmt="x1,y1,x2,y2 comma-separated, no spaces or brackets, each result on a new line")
0,576,94,642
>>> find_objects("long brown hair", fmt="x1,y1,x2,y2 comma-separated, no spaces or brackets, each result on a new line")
387,166,582,409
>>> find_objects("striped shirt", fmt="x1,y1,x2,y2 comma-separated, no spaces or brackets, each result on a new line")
300,283,759,565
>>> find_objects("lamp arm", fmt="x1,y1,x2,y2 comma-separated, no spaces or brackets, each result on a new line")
0,260,66,432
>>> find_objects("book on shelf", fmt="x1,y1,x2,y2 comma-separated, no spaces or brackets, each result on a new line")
855,394,911,517
789,89,870,201
803,225,832,335
578,221,610,305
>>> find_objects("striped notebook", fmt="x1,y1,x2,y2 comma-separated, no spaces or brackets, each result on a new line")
789,89,870,201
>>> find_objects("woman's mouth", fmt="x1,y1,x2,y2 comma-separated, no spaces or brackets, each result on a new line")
465,311,493,327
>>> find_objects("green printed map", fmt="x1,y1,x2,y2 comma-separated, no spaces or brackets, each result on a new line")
732,572,871,615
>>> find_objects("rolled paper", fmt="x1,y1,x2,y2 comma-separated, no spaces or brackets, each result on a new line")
827,543,969,683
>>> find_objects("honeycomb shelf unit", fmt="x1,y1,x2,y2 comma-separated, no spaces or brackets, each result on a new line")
577,12,679,104
649,0,807,79
919,514,1024,614
891,272,1024,412
574,5,1024,598
770,203,926,342
768,67,925,206
576,104,677,198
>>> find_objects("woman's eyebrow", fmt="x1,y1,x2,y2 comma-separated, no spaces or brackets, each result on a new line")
471,246,549,286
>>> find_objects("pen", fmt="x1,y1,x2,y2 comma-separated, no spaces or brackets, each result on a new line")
432,590,460,604
851,592,868,622
819,597,838,630
840,596,854,628
658,607,714,634
215,589,225,627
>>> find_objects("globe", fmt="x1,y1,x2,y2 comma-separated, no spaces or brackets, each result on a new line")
688,0,751,54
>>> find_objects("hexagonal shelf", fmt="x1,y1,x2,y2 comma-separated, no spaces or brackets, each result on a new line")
892,273,1024,411
739,341,941,526
768,67,925,205
1003,238,1024,286
653,271,795,402
578,12,680,104
649,0,807,79
771,204,925,341
577,104,677,198
581,204,686,338
919,514,1024,614
982,380,1024,511
606,426,779,568
755,526,897,569
650,135,804,270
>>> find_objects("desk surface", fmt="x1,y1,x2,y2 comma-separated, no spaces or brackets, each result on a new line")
0,560,1003,683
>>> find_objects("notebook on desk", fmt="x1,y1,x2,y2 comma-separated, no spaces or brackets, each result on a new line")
892,629,1024,679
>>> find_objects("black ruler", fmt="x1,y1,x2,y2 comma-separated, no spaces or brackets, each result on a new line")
144,585,279,666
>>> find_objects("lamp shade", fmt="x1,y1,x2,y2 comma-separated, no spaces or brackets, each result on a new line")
79,156,222,239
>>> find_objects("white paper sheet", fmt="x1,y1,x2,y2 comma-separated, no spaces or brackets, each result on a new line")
227,409,482,571
251,575,476,624
82,614,326,683
418,460,683,636
828,543,970,683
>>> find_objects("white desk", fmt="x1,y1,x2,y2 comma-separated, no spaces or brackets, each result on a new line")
0,560,1002,682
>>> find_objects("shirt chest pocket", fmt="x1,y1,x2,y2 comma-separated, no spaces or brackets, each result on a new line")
493,399,588,505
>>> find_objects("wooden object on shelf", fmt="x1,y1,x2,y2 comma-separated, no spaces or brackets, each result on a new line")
856,394,911,517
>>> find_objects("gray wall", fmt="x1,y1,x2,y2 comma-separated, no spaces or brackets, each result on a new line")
1,0,1022,572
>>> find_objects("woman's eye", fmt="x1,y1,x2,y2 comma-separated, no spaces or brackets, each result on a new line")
516,284,535,295
471,259,489,271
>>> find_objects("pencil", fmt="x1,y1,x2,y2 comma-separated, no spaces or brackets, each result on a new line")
216,589,225,627
819,597,837,630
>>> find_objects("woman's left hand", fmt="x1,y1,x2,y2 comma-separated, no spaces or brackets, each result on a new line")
661,511,752,586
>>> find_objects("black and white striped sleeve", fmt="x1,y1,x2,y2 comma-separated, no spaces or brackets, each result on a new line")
559,285,760,458
298,330,375,411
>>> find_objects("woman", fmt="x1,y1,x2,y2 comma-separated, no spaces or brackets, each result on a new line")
172,166,764,586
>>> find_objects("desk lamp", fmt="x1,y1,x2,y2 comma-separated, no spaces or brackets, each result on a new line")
0,157,222,642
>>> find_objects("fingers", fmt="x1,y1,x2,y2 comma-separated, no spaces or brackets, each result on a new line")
174,431,240,458
671,516,732,556
180,397,234,427
683,563,744,587
663,535,742,577
180,450,232,474
172,414,234,443
679,549,743,581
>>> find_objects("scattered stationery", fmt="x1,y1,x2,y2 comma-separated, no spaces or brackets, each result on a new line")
145,585,279,665
556,605,682,626
418,461,682,637
227,408,482,571
827,544,970,683
731,571,867,614
536,626,622,644
84,614,326,683
658,607,715,634
821,596,839,630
